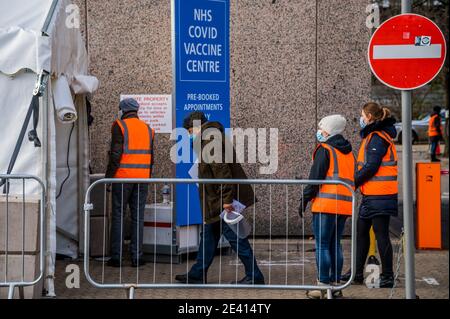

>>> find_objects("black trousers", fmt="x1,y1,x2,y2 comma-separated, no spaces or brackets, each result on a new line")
356,215,394,277
111,183,148,260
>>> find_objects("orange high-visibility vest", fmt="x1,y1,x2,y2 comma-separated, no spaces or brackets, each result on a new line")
114,118,154,178
357,131,398,196
311,144,355,216
428,114,442,137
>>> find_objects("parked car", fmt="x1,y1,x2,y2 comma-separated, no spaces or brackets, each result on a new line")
395,110,447,144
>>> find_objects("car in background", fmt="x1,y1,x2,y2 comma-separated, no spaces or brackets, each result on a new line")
394,110,447,144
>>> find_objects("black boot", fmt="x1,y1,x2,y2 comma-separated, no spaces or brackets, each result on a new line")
431,154,441,162
230,276,265,285
107,258,122,268
175,273,207,284
379,273,395,288
341,270,364,284
131,258,147,267
367,255,380,265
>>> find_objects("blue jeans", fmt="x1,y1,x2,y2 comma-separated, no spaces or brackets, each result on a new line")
430,136,440,159
189,221,264,282
312,213,348,284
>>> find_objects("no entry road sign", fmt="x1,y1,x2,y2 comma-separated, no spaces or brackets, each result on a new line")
368,14,446,90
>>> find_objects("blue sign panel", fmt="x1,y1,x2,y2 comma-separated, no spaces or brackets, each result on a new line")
174,0,230,226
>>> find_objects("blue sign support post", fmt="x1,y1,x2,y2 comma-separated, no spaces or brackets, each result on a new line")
172,0,230,226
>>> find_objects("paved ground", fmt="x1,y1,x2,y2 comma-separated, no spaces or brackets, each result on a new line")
53,145,449,299
54,239,448,299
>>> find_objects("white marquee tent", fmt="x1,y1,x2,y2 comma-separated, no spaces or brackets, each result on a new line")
0,0,98,296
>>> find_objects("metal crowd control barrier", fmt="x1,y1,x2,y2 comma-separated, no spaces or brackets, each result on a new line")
84,178,356,299
0,174,46,299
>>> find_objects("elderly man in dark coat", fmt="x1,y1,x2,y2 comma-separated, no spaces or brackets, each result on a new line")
175,112,265,285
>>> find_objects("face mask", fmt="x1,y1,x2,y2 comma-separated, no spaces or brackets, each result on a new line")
316,130,328,143
118,110,123,119
190,133,199,147
360,116,367,129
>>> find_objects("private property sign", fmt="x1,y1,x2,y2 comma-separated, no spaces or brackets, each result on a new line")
368,14,446,90
120,95,172,133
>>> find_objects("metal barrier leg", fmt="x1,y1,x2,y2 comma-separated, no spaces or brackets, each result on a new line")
327,288,333,300
128,286,135,299
18,286,25,299
7,285,15,299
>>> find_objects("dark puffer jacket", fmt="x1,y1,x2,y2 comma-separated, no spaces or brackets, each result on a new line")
356,117,398,219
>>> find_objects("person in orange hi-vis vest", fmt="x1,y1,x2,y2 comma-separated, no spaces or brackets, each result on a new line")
342,102,397,289
428,106,443,162
298,114,355,299
105,98,155,268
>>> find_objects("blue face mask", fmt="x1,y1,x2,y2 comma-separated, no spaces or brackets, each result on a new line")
316,130,327,143
360,117,367,129
189,133,197,145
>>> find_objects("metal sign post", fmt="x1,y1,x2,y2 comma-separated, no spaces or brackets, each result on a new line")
401,0,416,301
400,0,415,300
401,90,415,299
368,0,446,299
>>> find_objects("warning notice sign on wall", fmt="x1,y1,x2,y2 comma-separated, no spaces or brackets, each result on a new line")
120,94,172,133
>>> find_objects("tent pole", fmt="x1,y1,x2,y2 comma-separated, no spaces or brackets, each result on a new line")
77,95,89,256
43,84,56,297
41,0,59,36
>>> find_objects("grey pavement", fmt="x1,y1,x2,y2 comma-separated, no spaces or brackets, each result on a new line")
54,239,448,299
53,145,449,299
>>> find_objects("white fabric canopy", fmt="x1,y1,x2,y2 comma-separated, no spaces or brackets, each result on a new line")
0,0,98,297
0,0,52,31
0,0,96,92
0,27,51,74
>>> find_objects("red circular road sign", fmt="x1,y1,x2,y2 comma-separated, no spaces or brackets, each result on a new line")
368,14,446,90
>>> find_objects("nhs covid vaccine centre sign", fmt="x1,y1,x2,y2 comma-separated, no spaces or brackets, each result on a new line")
173,0,230,226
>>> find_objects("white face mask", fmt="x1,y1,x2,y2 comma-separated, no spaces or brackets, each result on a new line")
118,110,123,119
